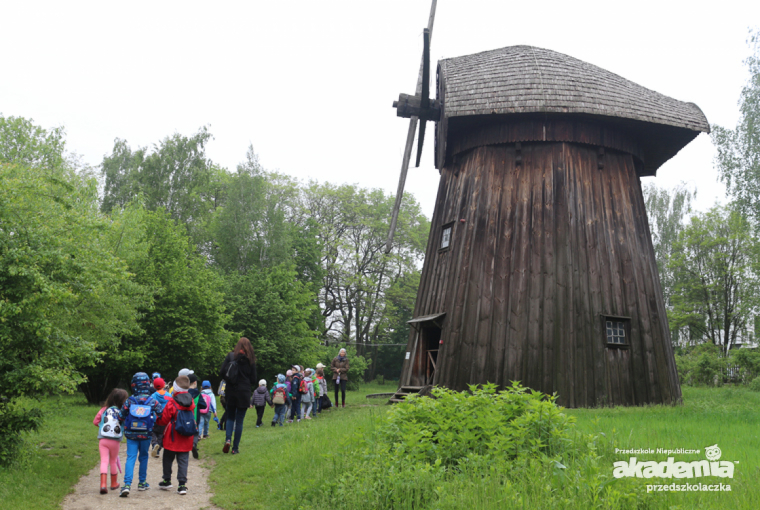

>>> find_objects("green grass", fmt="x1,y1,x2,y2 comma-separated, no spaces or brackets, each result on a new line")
206,384,760,510
4,384,758,509
567,386,760,509
203,382,389,509
0,394,101,509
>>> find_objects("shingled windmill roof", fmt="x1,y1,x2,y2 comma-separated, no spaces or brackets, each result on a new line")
438,45,709,132
436,46,709,175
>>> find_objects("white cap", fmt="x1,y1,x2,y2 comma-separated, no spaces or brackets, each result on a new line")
316,362,325,369
259,379,266,386
178,368,194,377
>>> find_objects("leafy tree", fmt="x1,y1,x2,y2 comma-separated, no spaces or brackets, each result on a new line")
0,114,66,170
301,182,429,359
668,206,760,354
642,182,696,308
100,127,219,245
209,148,298,273
712,29,760,229
80,207,234,403
367,269,420,382
223,263,320,383
1,116,151,461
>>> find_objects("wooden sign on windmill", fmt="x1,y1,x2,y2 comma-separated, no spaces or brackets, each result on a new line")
386,2,709,407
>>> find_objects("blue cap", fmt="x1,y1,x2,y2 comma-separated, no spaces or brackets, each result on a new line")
152,372,161,380
202,380,211,388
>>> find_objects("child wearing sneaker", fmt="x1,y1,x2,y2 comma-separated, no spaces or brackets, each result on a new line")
270,374,290,426
118,372,163,497
94,388,128,494
149,377,169,458
155,374,196,496
199,380,218,438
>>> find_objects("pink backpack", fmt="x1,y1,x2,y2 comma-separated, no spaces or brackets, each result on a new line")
200,393,212,414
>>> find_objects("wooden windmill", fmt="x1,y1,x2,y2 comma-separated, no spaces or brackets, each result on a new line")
387,9,709,407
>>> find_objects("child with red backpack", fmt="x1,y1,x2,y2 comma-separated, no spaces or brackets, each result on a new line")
94,388,128,494
118,372,163,497
199,380,218,438
155,374,196,496
270,374,290,426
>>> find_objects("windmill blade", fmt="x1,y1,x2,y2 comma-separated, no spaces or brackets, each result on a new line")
415,28,431,168
385,0,438,254
415,119,427,167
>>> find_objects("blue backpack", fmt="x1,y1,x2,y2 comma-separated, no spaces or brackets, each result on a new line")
125,396,156,434
171,392,198,440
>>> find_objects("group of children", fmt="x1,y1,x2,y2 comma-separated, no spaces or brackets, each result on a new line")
258,364,331,426
94,369,219,498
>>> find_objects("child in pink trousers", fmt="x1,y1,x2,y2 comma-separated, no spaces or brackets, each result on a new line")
94,388,129,494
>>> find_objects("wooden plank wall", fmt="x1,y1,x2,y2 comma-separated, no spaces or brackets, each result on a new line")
402,132,682,406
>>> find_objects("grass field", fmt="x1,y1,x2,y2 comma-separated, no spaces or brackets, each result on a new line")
2,383,758,509
0,394,99,509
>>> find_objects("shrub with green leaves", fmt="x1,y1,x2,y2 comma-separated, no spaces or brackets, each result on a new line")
379,382,576,467
309,382,622,509
749,376,760,392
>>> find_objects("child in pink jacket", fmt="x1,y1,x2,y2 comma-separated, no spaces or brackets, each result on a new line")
93,388,129,494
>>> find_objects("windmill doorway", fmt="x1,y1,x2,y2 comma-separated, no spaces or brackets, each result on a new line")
407,313,446,386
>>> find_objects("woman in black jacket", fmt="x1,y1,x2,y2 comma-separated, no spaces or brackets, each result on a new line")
219,337,257,454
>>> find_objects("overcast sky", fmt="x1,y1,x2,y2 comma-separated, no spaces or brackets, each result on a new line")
2,1,758,218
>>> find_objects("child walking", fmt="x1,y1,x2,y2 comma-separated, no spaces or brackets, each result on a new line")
94,388,128,494
199,380,218,438
288,365,303,423
301,369,315,419
150,377,169,458
315,366,327,414
118,372,162,497
156,374,196,496
187,373,207,458
270,374,290,426
251,379,272,427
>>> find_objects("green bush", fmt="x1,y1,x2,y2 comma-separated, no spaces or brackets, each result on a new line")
378,382,576,467
675,344,727,386
309,382,619,509
749,376,760,392
0,399,42,466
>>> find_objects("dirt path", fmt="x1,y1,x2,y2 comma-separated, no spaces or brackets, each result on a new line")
62,440,221,510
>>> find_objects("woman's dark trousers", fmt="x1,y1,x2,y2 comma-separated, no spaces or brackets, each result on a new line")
334,379,346,406
225,406,247,451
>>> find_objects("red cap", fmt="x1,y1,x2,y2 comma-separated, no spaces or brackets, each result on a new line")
153,377,165,390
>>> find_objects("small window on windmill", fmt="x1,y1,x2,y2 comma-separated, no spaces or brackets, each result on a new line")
440,222,454,251
604,316,630,346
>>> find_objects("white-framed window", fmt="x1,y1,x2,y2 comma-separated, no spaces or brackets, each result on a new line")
440,223,453,250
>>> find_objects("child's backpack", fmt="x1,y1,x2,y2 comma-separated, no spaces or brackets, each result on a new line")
171,392,198,440
321,394,332,409
125,396,156,434
99,407,123,439
272,386,287,405
299,377,309,394
200,393,211,414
